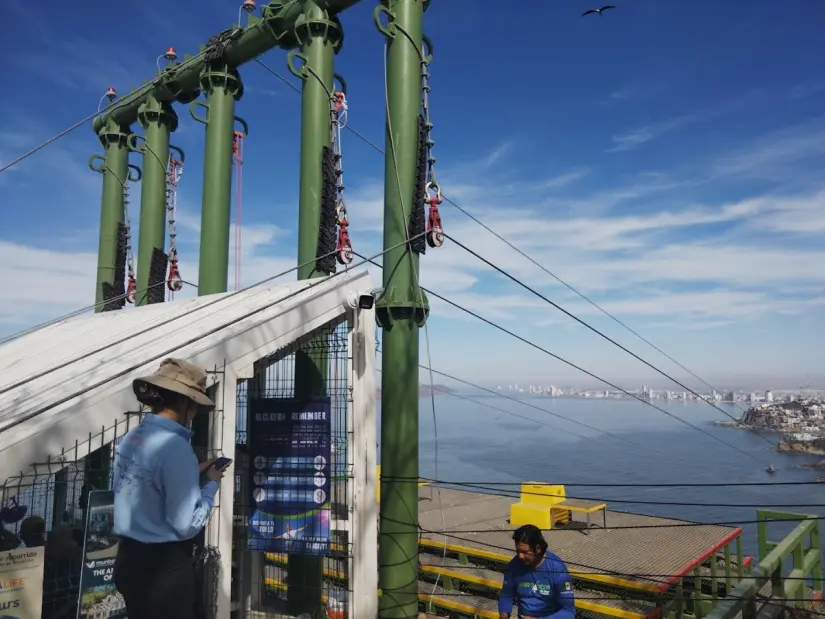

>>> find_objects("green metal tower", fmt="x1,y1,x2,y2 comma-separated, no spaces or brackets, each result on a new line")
133,95,177,306
191,64,245,296
375,0,429,616
92,118,131,310
290,0,343,614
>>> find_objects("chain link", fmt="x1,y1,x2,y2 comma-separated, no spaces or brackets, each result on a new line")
420,46,438,194
330,91,348,223
165,158,182,261
165,156,183,292
122,184,135,280
330,90,354,265
420,44,444,248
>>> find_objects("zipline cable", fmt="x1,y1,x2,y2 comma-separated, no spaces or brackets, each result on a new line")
413,526,825,591
386,479,825,508
379,477,825,488
0,110,102,174
444,232,776,449
0,49,212,175
251,58,749,417
387,513,825,530
355,252,769,466
0,277,195,347
373,344,690,464
0,231,429,432
375,366,656,461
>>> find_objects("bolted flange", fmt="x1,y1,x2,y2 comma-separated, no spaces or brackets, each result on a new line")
137,96,178,132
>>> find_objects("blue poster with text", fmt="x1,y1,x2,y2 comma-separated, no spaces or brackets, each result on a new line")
247,397,332,554
76,490,126,619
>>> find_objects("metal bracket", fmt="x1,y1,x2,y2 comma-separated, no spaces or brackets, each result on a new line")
286,50,333,95
127,163,143,182
126,133,146,154
234,115,250,136
127,134,168,171
169,144,185,163
189,100,210,125
334,73,348,96
422,34,434,63
88,157,142,183
286,50,309,80
88,154,106,173
373,5,395,39
375,285,429,328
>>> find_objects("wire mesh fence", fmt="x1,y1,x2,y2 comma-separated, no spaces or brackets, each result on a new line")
233,318,352,618
1,381,225,619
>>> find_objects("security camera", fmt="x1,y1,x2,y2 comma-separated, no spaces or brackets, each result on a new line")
357,294,375,310
344,291,376,311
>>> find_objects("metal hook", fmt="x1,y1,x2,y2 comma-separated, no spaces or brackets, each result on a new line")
169,144,185,163
127,163,143,183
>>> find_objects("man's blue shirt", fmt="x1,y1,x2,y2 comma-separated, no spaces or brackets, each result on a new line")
498,551,576,619
113,415,218,543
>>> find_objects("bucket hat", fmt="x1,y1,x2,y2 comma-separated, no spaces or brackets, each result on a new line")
132,358,215,408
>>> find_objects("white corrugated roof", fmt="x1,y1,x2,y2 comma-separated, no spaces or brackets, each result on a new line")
0,270,370,485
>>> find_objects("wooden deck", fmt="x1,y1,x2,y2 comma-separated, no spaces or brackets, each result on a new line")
419,486,744,593
259,486,752,618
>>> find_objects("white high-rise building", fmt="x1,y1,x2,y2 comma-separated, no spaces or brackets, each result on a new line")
766,390,774,403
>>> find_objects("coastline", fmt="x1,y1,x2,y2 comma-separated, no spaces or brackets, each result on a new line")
777,442,825,456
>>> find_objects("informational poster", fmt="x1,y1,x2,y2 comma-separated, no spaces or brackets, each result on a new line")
76,490,126,619
248,397,332,554
0,545,45,619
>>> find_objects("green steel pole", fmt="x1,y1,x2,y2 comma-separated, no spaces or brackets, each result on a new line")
91,0,364,135
94,119,131,310
296,1,338,280
134,96,177,306
86,118,133,501
195,65,244,296
376,0,428,617
291,1,341,615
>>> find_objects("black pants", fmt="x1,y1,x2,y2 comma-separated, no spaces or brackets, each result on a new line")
114,537,195,619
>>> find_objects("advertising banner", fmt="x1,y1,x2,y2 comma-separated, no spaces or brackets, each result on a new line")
76,490,126,619
0,545,45,619
247,397,332,554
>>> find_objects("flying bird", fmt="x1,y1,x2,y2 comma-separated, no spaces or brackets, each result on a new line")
582,5,616,17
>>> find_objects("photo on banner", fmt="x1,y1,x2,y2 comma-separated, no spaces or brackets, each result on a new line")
0,545,45,619
247,397,332,554
76,490,126,619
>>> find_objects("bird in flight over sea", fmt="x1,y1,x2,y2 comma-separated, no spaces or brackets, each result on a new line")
582,5,616,17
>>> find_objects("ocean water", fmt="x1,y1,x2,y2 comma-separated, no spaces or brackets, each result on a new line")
380,396,825,559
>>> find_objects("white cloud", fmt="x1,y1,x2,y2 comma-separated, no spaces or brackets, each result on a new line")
608,93,761,152
2,101,825,383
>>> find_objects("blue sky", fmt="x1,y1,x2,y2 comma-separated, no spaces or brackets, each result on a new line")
1,0,823,389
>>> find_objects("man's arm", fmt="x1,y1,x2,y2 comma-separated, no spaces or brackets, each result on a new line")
498,561,517,619
553,561,576,618
159,439,219,540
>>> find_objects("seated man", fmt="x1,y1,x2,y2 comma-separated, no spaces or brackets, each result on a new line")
498,524,575,619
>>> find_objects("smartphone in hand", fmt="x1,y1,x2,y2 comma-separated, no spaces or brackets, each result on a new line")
213,457,233,471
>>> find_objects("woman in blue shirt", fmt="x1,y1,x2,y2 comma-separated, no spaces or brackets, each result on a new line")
498,524,576,619
113,359,228,619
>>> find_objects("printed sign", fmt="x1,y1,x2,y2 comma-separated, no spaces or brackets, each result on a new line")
247,397,332,554
0,545,45,619
76,491,126,619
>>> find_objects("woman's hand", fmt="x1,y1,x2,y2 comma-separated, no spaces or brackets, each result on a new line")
199,458,217,473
